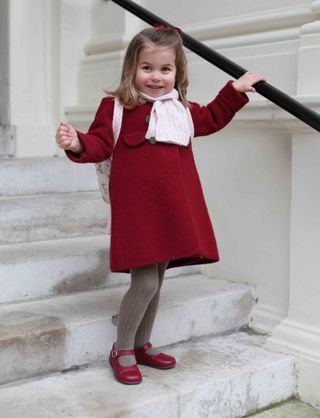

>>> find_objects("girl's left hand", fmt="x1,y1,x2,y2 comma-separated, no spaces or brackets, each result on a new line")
232,72,266,93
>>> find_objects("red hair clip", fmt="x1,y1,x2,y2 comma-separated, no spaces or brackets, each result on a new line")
154,23,182,34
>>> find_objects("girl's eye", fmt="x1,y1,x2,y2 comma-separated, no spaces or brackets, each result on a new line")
162,67,171,72
142,65,151,71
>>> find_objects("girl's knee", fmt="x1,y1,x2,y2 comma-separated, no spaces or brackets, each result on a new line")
141,278,159,298
130,263,159,297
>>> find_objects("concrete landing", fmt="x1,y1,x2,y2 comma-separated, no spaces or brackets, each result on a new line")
247,398,320,417
0,331,295,418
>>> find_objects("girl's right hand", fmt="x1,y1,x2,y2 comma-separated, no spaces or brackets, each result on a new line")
232,72,266,93
55,122,83,153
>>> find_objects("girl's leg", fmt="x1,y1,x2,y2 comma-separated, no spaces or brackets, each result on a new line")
134,260,169,355
115,263,160,366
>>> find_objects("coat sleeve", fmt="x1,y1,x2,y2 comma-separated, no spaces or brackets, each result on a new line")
190,80,249,138
65,97,115,163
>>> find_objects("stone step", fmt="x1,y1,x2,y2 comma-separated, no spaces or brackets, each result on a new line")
0,191,107,244
0,331,295,418
0,275,255,385
0,235,125,304
0,234,199,304
0,157,98,196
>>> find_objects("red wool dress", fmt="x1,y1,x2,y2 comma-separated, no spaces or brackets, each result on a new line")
66,81,248,273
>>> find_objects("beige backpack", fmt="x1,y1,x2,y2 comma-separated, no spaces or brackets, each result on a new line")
95,97,123,234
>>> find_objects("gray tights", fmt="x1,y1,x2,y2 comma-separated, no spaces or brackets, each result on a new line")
115,261,169,366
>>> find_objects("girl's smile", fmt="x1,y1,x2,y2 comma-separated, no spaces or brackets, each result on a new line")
135,45,176,97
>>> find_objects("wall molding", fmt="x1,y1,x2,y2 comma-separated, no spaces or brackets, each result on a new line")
83,4,314,57
0,125,15,157
84,32,126,55
185,4,313,41
250,302,288,334
82,28,299,66
202,28,299,50
267,318,320,363
300,19,320,34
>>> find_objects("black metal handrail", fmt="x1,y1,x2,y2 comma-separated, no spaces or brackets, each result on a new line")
109,0,320,132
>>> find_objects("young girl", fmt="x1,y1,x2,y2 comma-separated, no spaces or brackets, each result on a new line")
56,26,265,385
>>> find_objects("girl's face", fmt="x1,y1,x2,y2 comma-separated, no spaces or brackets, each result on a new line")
135,44,176,97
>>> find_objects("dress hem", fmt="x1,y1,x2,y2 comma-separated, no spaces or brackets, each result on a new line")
110,252,220,274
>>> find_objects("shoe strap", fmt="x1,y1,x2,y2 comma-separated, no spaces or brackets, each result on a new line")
111,346,135,359
135,341,152,351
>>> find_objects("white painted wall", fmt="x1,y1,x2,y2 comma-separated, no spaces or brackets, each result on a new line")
60,0,92,110
55,0,92,156
143,0,310,25
2,0,91,157
197,126,291,325
8,0,56,156
0,0,13,156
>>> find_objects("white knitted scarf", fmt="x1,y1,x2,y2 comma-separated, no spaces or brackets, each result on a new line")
139,88,194,146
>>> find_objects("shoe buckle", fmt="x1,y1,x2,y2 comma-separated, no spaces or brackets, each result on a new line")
111,349,118,358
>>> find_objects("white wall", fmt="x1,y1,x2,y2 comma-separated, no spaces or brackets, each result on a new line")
0,0,13,156
143,0,309,25
196,126,291,326
8,0,57,156
2,0,91,157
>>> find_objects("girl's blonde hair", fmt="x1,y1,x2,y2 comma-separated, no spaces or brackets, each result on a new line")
107,27,189,109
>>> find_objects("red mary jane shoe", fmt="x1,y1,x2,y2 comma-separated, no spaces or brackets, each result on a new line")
134,342,176,369
109,343,142,385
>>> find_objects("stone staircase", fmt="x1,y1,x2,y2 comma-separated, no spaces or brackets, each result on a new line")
0,157,296,417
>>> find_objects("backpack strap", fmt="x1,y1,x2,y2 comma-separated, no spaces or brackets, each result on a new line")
95,97,123,234
106,97,123,235
112,96,123,145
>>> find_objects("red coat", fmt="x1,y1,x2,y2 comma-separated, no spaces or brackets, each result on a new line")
66,81,248,273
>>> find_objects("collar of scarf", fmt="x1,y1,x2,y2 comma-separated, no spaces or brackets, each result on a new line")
138,88,194,146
